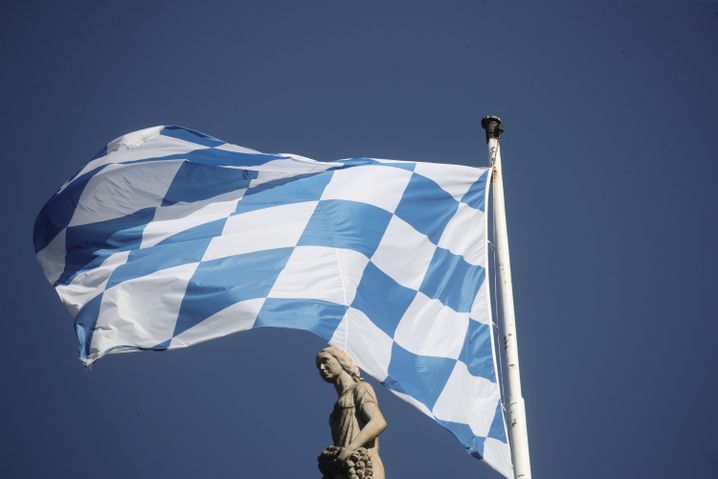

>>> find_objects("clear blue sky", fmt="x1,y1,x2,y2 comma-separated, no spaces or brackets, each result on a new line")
2,1,717,477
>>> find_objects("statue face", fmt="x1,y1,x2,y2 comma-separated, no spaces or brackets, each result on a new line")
316,352,343,383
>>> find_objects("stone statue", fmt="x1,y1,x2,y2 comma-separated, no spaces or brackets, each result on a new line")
316,347,387,479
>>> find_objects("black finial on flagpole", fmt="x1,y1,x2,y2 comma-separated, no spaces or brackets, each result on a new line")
481,115,504,143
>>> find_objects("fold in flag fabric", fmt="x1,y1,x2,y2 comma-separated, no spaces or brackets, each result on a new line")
34,125,512,477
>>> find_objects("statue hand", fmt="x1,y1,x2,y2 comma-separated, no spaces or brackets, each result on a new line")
335,446,353,463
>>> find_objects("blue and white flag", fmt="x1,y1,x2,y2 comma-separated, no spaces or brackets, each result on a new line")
34,125,512,477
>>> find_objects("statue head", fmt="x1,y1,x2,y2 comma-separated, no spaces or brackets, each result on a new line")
316,346,361,383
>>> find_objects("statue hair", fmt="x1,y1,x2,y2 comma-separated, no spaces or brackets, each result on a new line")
320,346,362,381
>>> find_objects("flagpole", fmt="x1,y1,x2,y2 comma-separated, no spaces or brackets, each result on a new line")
481,116,532,479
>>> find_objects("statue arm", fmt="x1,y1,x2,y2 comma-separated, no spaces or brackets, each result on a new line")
345,401,387,453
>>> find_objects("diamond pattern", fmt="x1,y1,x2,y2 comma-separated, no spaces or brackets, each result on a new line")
34,125,511,478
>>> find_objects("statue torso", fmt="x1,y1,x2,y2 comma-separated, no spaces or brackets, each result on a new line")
328,381,384,479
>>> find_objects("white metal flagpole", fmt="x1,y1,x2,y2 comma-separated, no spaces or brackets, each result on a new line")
481,116,532,479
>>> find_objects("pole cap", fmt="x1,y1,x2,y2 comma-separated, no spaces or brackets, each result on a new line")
481,115,504,143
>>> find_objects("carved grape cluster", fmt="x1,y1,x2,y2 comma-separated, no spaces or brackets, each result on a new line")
318,446,373,479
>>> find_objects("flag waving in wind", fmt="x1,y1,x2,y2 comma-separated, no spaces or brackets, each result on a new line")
34,125,512,477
